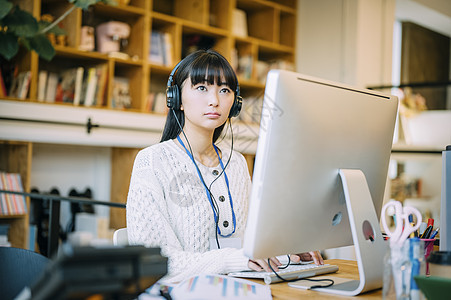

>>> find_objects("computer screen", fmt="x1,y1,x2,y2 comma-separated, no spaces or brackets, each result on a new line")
243,70,398,295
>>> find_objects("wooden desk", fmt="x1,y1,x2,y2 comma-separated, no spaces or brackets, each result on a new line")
265,259,382,299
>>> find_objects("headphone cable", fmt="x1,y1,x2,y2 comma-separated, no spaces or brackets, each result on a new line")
172,109,222,249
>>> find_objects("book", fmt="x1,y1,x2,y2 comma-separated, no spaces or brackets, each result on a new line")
0,172,27,215
111,77,131,109
94,65,108,107
17,71,32,99
145,92,155,112
54,78,64,103
149,30,164,65
73,67,84,106
162,32,174,66
8,67,19,97
83,67,98,107
45,72,59,103
37,70,48,102
59,68,79,103
232,9,248,37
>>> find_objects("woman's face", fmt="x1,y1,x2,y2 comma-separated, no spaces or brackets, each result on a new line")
180,74,234,133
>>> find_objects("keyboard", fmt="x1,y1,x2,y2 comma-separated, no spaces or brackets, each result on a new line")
228,263,339,284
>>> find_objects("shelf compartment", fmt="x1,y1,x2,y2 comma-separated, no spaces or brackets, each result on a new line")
181,25,230,58
85,4,147,60
41,0,82,49
111,63,144,111
150,15,178,67
279,10,296,47
153,0,209,26
209,0,231,30
237,0,276,43
234,39,256,81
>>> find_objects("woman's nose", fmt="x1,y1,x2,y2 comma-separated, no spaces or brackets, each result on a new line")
208,91,219,106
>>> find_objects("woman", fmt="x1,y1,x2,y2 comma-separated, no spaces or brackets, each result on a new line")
126,49,322,283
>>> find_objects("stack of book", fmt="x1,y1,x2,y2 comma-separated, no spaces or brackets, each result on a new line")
149,30,173,66
145,92,168,114
4,70,32,99
37,65,108,107
0,172,27,215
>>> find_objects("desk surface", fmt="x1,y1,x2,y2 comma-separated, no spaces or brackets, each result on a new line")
263,259,382,299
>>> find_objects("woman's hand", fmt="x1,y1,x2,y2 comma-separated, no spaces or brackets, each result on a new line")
248,257,282,272
290,251,324,265
247,250,324,272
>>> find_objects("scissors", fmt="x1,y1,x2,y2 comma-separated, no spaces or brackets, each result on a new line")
381,200,422,247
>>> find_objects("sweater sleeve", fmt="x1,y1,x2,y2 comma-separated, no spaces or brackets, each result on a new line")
126,149,250,283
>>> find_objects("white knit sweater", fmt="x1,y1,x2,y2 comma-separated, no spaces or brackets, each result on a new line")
126,140,252,283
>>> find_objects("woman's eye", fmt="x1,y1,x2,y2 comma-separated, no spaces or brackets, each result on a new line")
220,87,231,94
196,85,207,91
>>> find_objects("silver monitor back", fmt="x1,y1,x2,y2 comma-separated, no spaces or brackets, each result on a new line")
244,70,398,259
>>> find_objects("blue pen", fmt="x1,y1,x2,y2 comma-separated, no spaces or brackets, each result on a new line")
429,227,440,239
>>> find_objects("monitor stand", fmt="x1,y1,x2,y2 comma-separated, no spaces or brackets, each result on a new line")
314,169,388,296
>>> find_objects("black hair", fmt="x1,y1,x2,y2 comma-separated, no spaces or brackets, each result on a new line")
160,49,239,143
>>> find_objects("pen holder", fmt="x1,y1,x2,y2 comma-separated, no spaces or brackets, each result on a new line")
383,243,410,300
421,238,436,275
383,240,426,300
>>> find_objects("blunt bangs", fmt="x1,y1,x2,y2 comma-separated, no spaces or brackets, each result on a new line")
188,53,237,91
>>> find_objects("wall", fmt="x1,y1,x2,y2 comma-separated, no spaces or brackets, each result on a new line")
30,144,112,229
296,0,395,88
295,0,396,260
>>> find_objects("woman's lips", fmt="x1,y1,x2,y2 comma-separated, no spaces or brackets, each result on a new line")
205,112,221,118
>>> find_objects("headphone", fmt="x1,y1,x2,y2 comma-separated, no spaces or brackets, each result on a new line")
166,58,242,118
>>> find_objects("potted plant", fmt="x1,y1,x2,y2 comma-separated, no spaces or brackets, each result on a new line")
0,0,115,61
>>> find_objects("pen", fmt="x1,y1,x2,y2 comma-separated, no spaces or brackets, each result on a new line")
421,225,433,239
421,219,434,239
419,222,427,236
429,227,440,239
408,215,417,238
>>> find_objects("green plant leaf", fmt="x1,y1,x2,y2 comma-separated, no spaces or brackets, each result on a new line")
0,31,18,60
68,0,99,10
68,0,116,10
26,34,55,61
0,0,13,19
3,6,38,37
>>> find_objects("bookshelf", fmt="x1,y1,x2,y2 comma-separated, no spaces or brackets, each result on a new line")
0,0,297,244
0,141,31,249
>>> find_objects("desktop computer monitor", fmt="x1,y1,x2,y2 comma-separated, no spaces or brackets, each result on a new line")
243,70,398,295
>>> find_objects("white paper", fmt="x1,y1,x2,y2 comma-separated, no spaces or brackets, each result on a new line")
170,274,272,300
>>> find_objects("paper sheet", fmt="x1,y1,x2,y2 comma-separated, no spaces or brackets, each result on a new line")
170,274,272,300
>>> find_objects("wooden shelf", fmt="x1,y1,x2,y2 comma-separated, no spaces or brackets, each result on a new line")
0,141,31,249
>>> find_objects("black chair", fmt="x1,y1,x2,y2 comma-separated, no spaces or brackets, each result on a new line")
0,247,50,300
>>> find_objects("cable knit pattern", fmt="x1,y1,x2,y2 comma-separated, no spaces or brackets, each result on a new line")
126,140,252,283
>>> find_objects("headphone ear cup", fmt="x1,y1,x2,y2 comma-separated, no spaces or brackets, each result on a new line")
166,85,181,110
229,95,242,118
